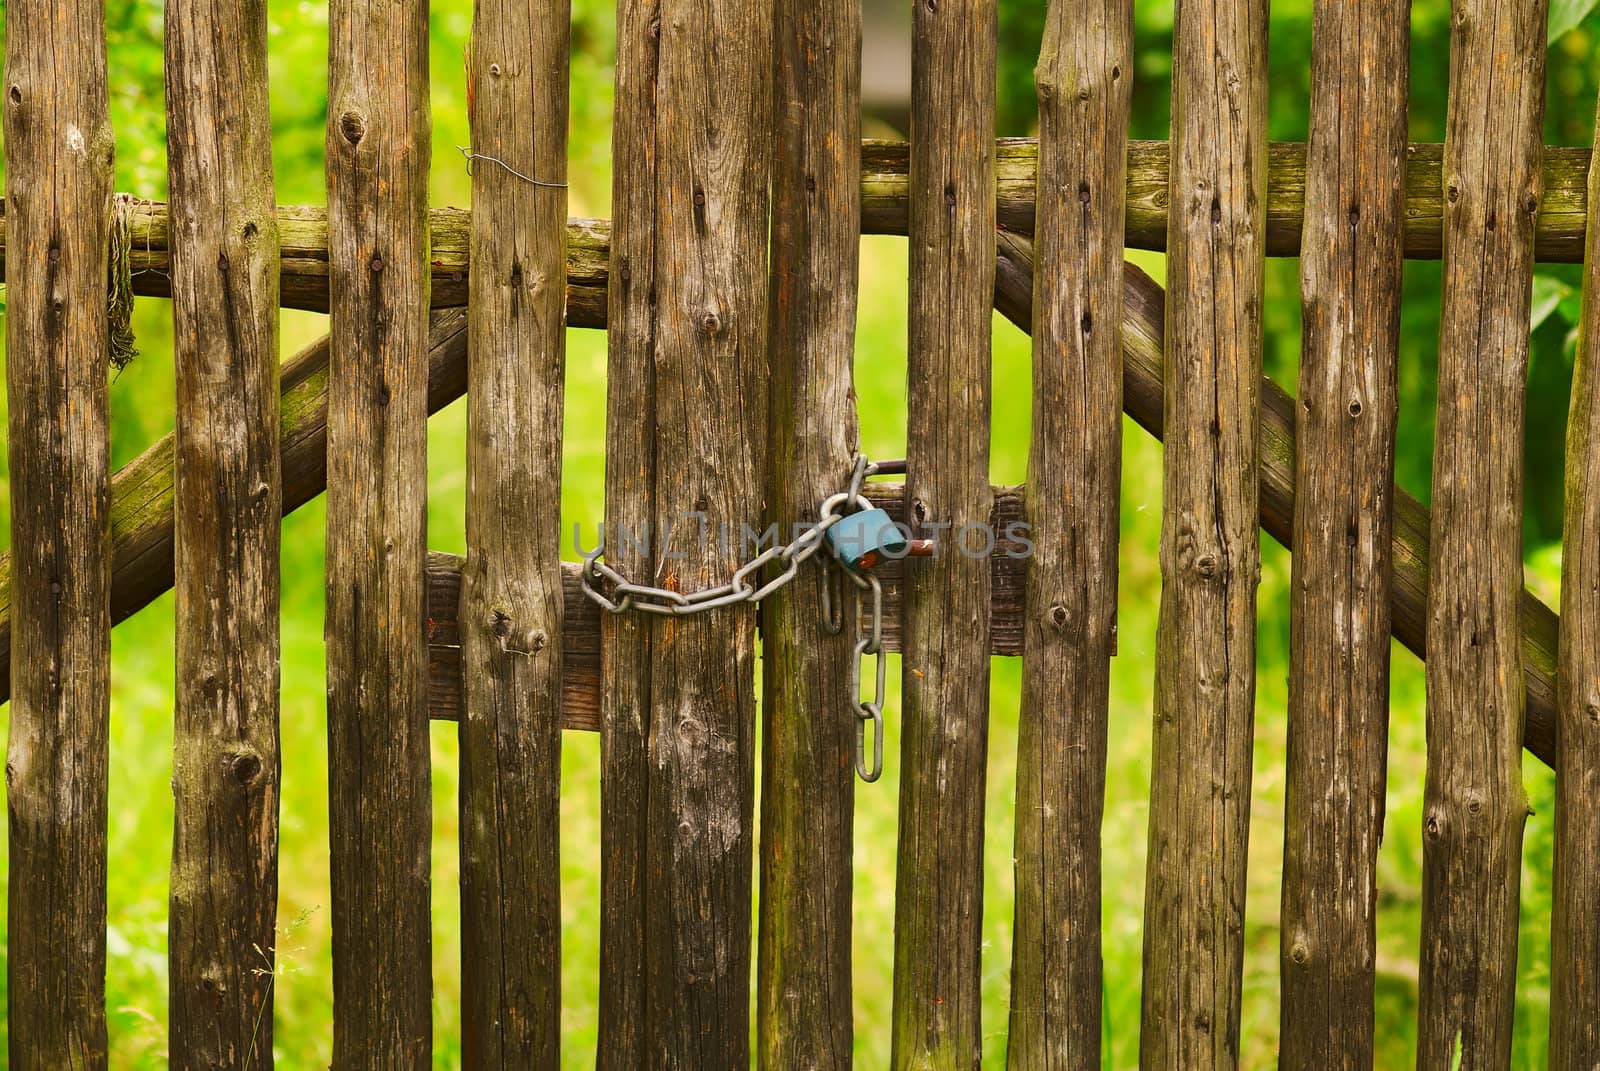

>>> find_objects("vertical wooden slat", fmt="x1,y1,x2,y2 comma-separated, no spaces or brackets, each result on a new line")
1139,0,1267,1066
165,0,283,1063
595,0,658,1062
641,0,773,1061
323,0,433,1061
890,1,996,1067
2,0,114,1065
458,0,569,1065
1420,1,1546,1066
1552,82,1600,1071
599,0,773,1063
1007,0,1131,1066
1278,1,1407,1066
756,0,862,1062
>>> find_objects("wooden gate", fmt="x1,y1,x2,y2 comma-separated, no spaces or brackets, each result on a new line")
0,0,1597,1066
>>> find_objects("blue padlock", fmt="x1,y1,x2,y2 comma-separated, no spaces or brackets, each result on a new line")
827,508,908,572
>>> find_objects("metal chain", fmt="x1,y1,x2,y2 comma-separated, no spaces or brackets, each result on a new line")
580,454,892,781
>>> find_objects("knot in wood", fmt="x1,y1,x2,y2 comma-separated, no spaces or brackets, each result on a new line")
338,110,366,146
226,746,265,788
1424,808,1447,842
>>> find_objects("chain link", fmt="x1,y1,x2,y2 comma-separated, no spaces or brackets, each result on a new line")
581,454,894,781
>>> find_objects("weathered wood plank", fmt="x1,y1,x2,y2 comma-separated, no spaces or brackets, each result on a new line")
593,0,657,1061
1418,1,1546,1066
633,0,775,1061
1141,0,1268,1066
2,0,114,1064
890,1,996,1067
323,0,433,1060
1278,1,1408,1066
457,0,568,1064
5,141,1592,310
1552,81,1600,1071
755,0,862,1064
1006,0,1130,1067
164,0,282,1063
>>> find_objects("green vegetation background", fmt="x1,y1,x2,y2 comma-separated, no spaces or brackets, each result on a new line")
1,0,1598,1065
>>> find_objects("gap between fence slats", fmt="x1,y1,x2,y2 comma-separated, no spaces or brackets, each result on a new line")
457,0,569,1064
164,0,283,1063
756,0,862,1064
1551,73,1600,1071
2,0,114,1065
1141,1,1268,1067
1419,0,1547,1065
1007,1,1130,1068
322,0,433,1061
1278,1,1408,1066
890,2,997,1067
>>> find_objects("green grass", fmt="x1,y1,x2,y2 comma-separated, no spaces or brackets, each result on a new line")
0,0,1578,1065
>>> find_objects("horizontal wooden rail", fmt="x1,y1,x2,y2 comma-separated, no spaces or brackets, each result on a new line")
0,141,1590,310
0,247,1562,768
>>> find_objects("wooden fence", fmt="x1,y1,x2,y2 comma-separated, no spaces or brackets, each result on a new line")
0,0,1596,1067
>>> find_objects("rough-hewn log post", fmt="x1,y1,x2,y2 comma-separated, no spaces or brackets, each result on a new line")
756,0,862,1064
457,0,570,1064
891,1,997,1067
1279,1,1408,1066
1418,0,1546,1065
1140,0,1268,1066
1552,79,1600,1071
2,0,115,1064
1007,1,1130,1067
164,0,283,1063
323,0,434,1061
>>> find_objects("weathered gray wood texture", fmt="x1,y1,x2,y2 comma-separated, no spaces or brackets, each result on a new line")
597,0,774,1063
1141,1,1268,1067
1418,0,1546,1066
756,0,862,1065
1278,1,1407,1066
458,0,569,1064
643,0,772,1060
1007,1,1130,1067
164,0,283,1063
2,0,114,1064
891,2,996,1067
1552,79,1600,1071
323,0,434,1061
594,0,657,1062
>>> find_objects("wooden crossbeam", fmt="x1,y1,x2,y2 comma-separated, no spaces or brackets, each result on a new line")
0,140,1592,316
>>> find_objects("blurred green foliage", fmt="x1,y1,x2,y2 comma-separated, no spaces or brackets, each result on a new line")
0,0,1596,1066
